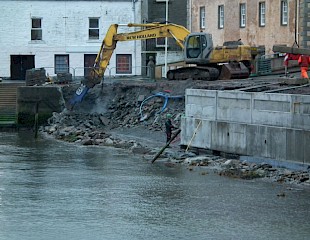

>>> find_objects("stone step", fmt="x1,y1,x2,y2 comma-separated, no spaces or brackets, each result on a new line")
0,83,25,125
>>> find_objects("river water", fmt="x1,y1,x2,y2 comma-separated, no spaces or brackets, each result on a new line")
0,131,309,240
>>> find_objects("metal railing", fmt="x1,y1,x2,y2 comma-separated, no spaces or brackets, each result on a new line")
34,65,154,84
107,66,150,81
43,67,76,81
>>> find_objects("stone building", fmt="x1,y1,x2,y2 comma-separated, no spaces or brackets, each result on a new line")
190,0,310,54
0,0,141,80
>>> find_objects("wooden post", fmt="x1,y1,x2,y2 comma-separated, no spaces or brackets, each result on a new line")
34,102,39,138
185,120,202,152
151,129,181,163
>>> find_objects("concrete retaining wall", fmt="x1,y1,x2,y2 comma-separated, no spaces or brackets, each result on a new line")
181,89,310,164
17,86,65,126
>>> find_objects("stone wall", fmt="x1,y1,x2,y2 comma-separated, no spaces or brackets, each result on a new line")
17,86,65,126
300,0,310,48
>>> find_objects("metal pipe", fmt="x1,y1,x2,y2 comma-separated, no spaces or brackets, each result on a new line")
132,0,137,75
164,0,169,79
188,0,192,31
295,0,299,47
263,83,310,93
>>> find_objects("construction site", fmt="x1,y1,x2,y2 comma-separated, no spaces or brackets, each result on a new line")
1,18,310,171
2,2,310,239
0,59,309,170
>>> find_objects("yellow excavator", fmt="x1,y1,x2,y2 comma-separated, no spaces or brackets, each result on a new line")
69,22,252,107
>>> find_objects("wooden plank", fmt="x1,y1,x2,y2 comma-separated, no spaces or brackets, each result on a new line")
151,129,181,164
273,45,310,55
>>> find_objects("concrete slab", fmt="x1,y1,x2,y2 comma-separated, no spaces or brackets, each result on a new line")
286,129,304,162
246,125,268,157
211,121,247,155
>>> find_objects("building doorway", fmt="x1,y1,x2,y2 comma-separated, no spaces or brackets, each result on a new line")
84,54,97,78
10,55,35,80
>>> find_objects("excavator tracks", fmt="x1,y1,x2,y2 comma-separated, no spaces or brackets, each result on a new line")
167,66,220,81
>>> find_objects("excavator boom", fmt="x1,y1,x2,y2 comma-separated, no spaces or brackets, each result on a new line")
68,22,190,109
68,22,252,109
89,23,190,88
115,23,189,47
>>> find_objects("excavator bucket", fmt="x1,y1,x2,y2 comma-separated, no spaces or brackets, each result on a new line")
219,61,249,80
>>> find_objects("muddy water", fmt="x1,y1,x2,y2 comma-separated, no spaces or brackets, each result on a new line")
0,131,309,240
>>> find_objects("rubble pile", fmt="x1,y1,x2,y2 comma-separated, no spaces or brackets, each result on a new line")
43,111,152,154
47,82,184,132
180,156,310,186
42,82,185,153
106,89,184,131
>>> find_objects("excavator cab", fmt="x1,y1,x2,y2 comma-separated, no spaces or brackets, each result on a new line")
184,33,214,65
181,32,251,80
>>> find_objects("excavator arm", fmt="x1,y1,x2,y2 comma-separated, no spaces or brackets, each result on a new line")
68,23,190,109
89,23,189,87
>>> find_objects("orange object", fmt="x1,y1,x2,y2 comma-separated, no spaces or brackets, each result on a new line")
298,55,310,78
301,67,309,78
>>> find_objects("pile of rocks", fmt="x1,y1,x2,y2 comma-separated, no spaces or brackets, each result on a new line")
61,82,185,131
44,82,185,146
42,111,150,154
106,91,184,131
179,155,310,186
41,82,184,153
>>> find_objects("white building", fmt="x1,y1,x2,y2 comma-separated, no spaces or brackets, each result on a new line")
0,0,141,80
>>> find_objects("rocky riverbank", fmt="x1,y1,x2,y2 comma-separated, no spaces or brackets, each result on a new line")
41,80,310,189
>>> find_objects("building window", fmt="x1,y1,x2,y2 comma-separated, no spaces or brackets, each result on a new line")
55,55,69,74
240,3,246,28
156,37,167,47
259,2,266,27
116,54,132,74
218,5,224,29
200,7,206,29
89,18,99,40
281,1,288,25
31,18,42,40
